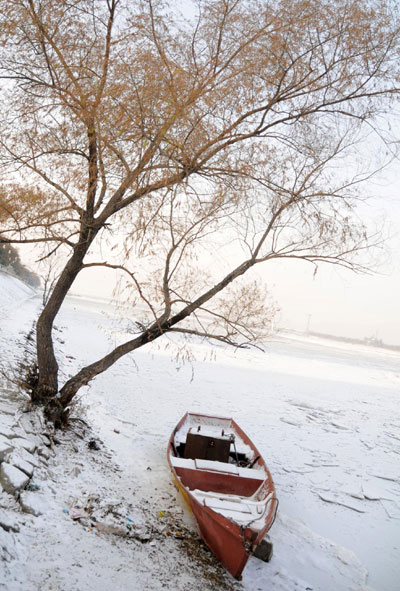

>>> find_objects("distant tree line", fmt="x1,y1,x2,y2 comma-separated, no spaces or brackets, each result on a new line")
307,330,400,352
0,244,40,288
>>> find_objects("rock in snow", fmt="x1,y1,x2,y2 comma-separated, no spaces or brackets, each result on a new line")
11,437,37,455
19,491,47,516
0,463,30,495
0,436,13,461
0,508,20,532
13,447,40,469
0,426,17,440
6,453,35,478
38,446,51,460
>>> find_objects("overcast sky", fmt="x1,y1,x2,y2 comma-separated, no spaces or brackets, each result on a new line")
68,171,400,346
70,247,400,346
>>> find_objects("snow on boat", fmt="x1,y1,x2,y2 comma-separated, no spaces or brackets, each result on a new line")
167,412,278,579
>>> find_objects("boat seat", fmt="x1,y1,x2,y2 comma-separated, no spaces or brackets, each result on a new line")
170,456,265,479
191,489,275,530
170,455,266,496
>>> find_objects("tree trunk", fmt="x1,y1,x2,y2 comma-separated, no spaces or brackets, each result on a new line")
33,311,59,403
34,230,97,406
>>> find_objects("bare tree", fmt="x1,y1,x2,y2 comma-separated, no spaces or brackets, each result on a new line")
0,0,399,425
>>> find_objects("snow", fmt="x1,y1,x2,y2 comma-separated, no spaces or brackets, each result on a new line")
10,438,37,455
0,271,35,310
0,438,13,461
0,464,30,495
0,270,399,590
19,491,47,516
0,509,20,533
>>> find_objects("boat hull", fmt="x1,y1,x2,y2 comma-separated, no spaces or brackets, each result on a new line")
190,494,254,578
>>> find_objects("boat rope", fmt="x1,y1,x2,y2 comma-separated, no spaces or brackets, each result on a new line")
244,494,278,529
230,434,239,464
248,455,260,468
240,495,279,554
239,525,254,555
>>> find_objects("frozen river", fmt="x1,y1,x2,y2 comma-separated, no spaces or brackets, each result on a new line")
2,278,399,591
58,295,400,591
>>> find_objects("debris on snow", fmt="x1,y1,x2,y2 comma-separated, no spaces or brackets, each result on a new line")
37,446,52,460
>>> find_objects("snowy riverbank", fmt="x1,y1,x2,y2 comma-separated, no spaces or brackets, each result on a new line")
1,272,399,590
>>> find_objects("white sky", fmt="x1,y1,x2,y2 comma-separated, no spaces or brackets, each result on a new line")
69,246,400,346
67,174,400,346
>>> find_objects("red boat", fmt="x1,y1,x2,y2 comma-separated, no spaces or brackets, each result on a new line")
167,412,278,579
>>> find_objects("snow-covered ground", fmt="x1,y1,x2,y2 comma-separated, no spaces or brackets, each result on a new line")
1,271,399,591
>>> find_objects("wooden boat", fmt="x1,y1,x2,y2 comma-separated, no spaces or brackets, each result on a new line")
167,412,278,579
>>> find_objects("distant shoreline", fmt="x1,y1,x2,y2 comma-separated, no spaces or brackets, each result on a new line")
279,327,400,353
